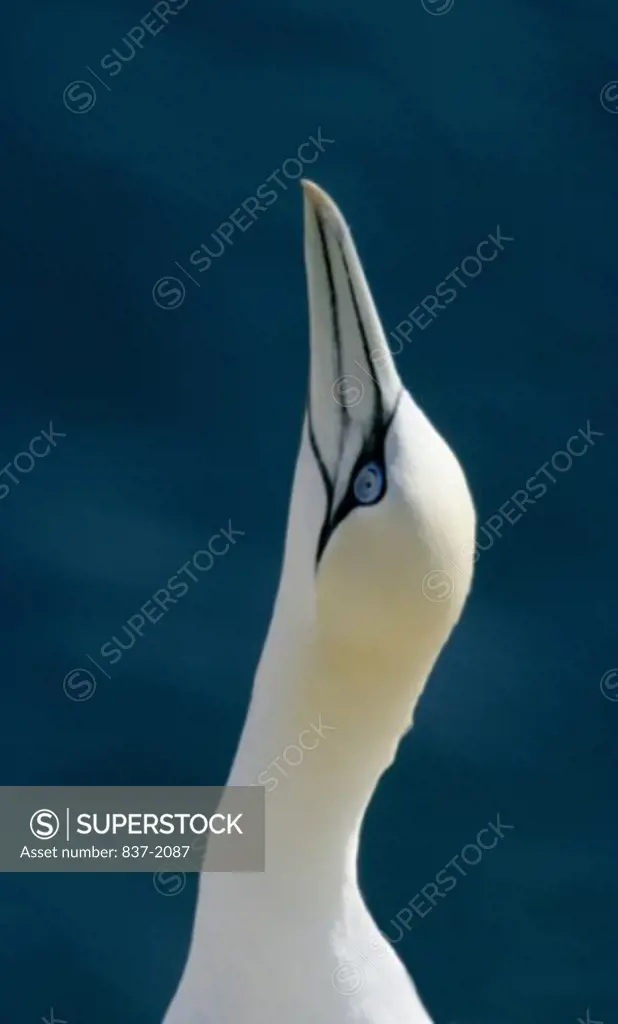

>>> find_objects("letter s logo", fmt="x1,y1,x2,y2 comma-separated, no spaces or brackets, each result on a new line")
152,276,186,310
63,81,97,114
30,809,60,839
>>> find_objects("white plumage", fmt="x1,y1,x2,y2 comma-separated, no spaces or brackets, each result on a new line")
163,181,476,1024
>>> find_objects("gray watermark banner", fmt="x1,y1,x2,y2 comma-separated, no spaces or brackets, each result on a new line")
0,786,264,872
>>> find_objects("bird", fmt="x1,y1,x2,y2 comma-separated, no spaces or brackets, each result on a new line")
163,181,476,1024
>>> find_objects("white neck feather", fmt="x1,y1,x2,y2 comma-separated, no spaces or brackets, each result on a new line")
229,591,430,874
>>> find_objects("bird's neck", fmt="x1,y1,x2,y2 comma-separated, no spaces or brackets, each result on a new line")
227,600,430,881
176,581,435,1024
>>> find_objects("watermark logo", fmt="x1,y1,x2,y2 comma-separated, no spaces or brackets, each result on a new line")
153,871,186,895
385,227,514,359
62,522,244,695
254,715,336,792
63,81,97,113
421,0,454,14
421,569,455,603
62,668,97,702
332,962,364,996
600,669,618,701
332,375,365,408
152,276,186,310
30,809,61,840
344,814,514,981
600,82,618,114
2,786,264,872
62,0,193,113
444,421,604,578
153,129,335,308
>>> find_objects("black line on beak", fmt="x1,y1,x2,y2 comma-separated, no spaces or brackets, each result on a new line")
307,411,333,511
315,212,348,448
339,244,384,431
309,418,335,565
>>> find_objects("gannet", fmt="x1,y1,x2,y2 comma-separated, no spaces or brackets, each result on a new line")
163,182,476,1024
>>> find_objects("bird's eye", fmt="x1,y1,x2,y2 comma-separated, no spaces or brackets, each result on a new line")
353,462,384,505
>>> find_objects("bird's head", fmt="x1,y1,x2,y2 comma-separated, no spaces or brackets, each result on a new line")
281,182,476,684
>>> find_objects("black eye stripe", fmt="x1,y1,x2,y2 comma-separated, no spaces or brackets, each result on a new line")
312,389,404,565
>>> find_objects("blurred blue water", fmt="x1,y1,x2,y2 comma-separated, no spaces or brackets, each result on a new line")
1,0,618,1021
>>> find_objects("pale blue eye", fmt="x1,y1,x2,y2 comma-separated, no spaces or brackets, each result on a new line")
353,462,383,504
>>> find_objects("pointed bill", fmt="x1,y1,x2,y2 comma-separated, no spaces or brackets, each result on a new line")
302,180,402,485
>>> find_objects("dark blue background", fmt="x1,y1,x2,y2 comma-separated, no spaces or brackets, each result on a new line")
2,0,617,1021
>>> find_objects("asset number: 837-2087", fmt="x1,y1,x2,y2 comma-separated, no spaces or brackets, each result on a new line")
121,845,190,858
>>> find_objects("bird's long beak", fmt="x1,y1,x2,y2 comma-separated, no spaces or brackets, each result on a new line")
301,181,402,481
